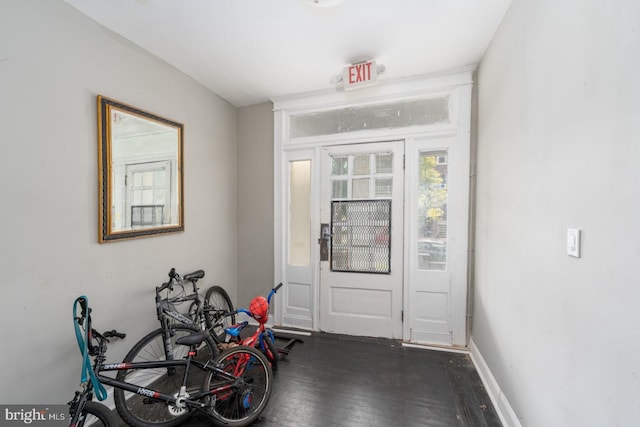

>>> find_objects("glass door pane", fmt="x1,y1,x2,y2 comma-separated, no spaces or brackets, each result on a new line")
289,160,311,266
417,150,448,271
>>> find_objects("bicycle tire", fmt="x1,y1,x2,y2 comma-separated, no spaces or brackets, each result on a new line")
261,331,279,371
203,345,273,427
204,285,235,342
76,401,116,427
114,324,218,427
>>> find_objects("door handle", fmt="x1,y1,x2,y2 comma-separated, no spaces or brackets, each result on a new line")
319,223,331,261
319,223,332,241
322,228,332,241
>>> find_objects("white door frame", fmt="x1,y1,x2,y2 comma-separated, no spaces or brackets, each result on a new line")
273,69,473,347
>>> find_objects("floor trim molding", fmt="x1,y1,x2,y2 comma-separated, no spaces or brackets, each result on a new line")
271,327,312,337
468,338,522,427
401,342,470,354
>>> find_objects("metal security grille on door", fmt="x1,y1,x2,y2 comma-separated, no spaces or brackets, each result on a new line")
331,200,391,273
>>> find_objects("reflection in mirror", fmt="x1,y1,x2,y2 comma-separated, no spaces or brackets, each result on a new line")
98,96,183,242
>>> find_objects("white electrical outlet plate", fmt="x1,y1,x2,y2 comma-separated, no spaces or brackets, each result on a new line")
567,228,581,257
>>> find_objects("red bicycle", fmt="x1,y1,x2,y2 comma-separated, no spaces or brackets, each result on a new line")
224,283,286,370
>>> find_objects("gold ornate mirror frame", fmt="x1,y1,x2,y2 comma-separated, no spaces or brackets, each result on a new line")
98,96,184,242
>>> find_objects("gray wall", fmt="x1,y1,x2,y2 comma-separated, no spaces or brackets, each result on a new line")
0,0,238,403
237,103,275,308
474,0,640,425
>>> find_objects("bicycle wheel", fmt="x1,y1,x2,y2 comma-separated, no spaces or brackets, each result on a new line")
204,285,235,342
203,345,273,427
75,401,116,426
114,324,217,427
72,401,115,427
261,331,279,371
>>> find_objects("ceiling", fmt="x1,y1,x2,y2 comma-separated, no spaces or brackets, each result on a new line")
63,0,511,107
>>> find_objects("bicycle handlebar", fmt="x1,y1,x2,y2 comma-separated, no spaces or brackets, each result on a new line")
76,297,90,321
267,282,283,304
157,268,180,293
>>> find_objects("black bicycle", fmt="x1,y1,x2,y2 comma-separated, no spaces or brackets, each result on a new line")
70,296,273,427
158,268,236,342
124,268,236,380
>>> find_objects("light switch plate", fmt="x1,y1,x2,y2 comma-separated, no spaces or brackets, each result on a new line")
567,228,581,257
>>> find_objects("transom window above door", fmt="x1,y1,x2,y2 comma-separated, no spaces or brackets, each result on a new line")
331,152,393,199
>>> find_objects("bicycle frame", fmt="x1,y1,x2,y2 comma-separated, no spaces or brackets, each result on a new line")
68,385,95,426
231,313,275,350
96,357,240,408
155,270,202,324
157,289,199,327
226,283,283,361
153,270,211,366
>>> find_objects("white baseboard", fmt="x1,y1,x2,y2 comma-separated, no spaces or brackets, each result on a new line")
271,327,312,337
469,338,522,427
401,342,470,354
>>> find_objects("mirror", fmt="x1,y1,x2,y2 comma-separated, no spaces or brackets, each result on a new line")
98,96,184,242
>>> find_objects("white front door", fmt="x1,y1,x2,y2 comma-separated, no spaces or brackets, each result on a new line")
319,141,404,339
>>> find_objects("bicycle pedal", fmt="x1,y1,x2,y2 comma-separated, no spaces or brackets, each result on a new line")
142,398,160,405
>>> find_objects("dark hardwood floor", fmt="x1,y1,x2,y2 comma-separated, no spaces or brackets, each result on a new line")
114,332,501,427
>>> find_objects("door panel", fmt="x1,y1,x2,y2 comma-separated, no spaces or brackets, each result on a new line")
406,137,467,345
282,152,315,330
320,142,404,339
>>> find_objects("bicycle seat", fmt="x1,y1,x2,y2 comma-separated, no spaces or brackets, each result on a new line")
183,270,205,281
225,321,249,338
175,331,209,347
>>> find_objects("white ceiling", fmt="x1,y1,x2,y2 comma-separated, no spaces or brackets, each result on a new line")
63,0,511,107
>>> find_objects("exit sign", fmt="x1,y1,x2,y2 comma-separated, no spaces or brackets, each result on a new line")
342,60,378,90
